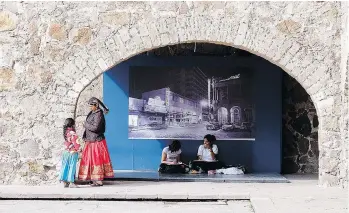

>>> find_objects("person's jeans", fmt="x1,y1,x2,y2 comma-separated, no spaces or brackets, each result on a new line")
189,160,225,172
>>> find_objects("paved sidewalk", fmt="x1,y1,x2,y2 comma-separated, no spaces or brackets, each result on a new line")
0,200,254,213
0,175,347,213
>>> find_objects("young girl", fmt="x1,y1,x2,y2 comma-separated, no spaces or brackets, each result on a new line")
59,118,81,188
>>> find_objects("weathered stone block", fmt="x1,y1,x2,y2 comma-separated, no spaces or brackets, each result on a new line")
0,10,17,32
276,19,302,35
29,37,41,55
70,27,92,45
48,23,67,41
0,68,16,91
100,12,130,27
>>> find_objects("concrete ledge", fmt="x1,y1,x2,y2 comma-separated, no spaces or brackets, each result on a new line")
94,193,126,199
157,193,189,200
219,193,250,200
125,192,158,200
0,192,250,201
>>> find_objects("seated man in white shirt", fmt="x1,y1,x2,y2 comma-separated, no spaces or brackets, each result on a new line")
158,140,188,174
190,134,225,173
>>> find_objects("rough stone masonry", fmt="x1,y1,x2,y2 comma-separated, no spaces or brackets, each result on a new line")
0,1,348,187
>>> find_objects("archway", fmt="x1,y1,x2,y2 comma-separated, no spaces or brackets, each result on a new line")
56,2,344,188
76,43,321,179
230,106,241,125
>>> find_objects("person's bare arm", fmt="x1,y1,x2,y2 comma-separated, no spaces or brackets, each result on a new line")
176,155,181,164
197,146,203,160
209,148,216,160
161,152,167,163
161,152,173,164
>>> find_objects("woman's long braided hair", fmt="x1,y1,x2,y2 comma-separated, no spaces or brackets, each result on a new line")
63,118,75,141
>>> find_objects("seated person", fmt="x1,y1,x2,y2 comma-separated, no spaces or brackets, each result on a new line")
190,134,225,173
158,140,188,174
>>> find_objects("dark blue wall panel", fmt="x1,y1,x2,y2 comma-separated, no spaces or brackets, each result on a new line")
103,55,282,173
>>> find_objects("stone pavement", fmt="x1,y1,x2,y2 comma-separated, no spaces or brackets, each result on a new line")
0,200,254,213
0,175,347,213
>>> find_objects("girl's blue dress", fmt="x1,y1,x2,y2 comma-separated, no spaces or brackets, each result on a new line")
59,151,79,183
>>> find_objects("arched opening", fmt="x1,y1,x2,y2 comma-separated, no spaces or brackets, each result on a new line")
76,42,319,179
282,74,319,174
230,106,241,125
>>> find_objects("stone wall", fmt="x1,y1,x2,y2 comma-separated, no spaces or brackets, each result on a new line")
0,1,347,187
75,75,103,137
282,74,319,174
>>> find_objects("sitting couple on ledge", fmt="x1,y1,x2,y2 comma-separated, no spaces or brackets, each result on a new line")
158,134,225,174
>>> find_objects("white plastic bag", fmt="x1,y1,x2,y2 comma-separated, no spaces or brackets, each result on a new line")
216,167,244,175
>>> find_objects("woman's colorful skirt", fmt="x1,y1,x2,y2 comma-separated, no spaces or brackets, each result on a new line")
78,139,114,181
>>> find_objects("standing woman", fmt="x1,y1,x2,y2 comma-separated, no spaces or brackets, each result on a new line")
78,97,114,186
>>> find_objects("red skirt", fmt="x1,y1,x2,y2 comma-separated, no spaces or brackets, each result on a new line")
78,139,114,181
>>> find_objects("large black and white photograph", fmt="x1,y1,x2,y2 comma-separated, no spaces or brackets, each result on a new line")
128,66,256,140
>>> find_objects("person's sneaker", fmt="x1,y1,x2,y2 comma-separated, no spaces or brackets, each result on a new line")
208,170,216,175
190,170,199,174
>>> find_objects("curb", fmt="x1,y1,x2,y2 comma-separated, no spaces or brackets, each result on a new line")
0,193,250,201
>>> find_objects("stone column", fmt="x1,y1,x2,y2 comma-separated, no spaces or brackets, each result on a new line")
317,98,342,187
339,1,349,188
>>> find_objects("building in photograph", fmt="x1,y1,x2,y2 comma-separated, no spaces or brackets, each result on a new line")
167,67,208,102
208,73,255,131
141,88,202,126
128,97,166,130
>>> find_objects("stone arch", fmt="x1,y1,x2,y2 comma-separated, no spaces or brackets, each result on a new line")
69,37,336,185
71,43,332,182
55,2,343,187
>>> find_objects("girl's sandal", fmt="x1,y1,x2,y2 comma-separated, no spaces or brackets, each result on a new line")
69,183,79,188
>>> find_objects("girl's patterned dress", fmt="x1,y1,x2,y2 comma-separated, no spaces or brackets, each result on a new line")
59,128,81,183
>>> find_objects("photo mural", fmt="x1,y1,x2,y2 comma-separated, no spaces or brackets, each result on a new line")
128,66,256,140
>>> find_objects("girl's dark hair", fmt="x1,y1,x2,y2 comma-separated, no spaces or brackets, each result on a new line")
204,134,216,143
169,140,181,152
204,134,212,143
88,97,109,114
63,118,75,141
211,134,217,142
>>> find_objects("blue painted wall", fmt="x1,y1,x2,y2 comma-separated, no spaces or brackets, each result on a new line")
104,55,282,173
